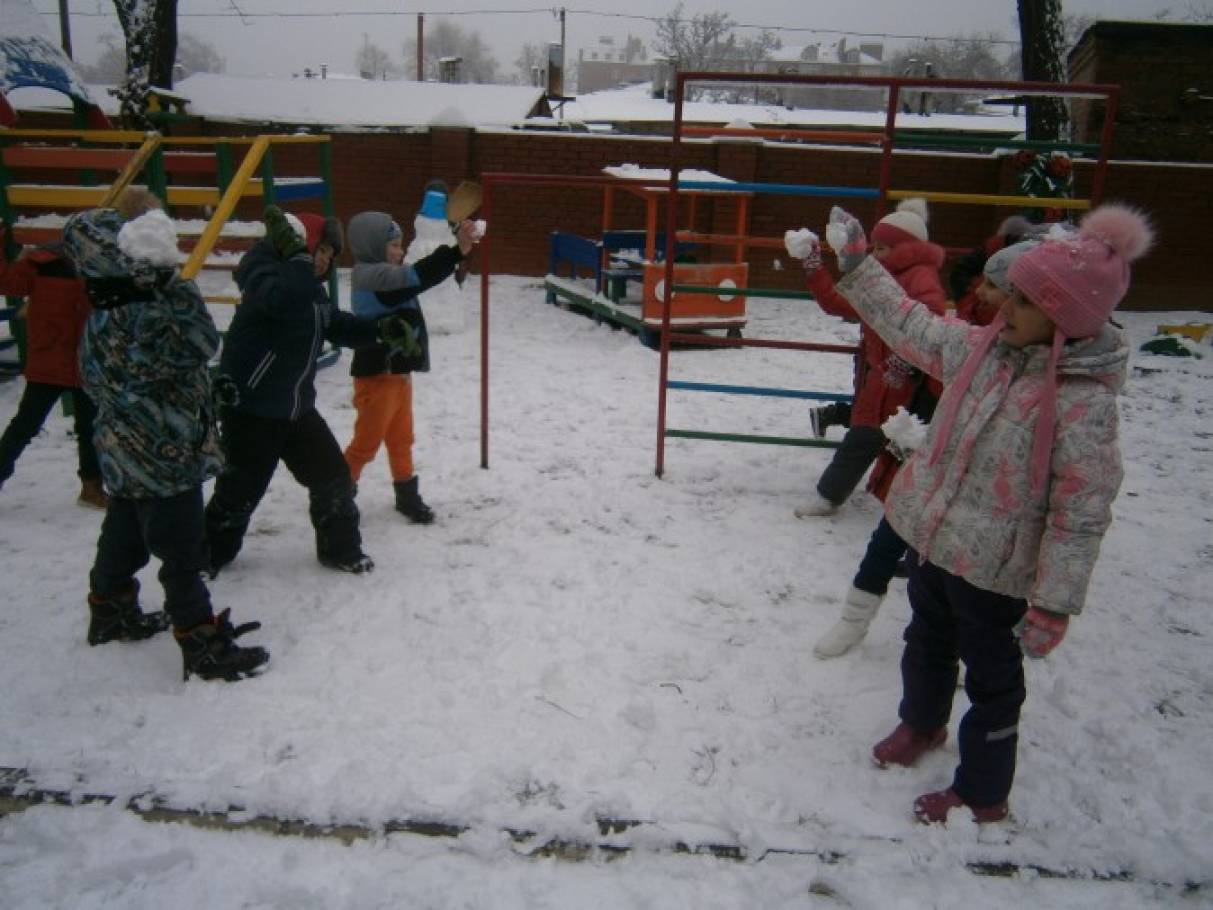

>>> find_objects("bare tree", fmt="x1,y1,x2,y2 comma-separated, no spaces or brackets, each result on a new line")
175,34,225,78
653,4,736,72
77,34,126,84
1017,0,1068,140
513,43,546,85
357,34,396,81
889,35,1014,114
403,20,500,84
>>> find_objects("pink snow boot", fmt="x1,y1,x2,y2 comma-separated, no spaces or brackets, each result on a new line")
913,788,1008,825
872,722,947,768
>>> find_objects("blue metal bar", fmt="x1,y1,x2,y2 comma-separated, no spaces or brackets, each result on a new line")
668,380,853,402
677,180,881,198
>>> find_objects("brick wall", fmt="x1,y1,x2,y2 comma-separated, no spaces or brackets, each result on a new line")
8,110,1211,310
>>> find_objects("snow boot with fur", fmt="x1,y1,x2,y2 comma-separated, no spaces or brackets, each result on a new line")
394,475,434,524
794,492,838,519
87,581,169,646
814,586,884,658
175,608,269,682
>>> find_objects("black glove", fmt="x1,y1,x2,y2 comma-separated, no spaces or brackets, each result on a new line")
264,205,308,261
377,313,422,359
212,373,241,409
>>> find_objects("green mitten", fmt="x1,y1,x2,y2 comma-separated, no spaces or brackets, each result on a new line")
263,205,308,260
377,313,422,359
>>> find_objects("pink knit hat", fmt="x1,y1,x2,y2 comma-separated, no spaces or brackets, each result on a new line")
1008,204,1154,339
929,203,1152,494
871,198,929,247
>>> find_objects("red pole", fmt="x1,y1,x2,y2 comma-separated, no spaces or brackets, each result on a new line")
480,180,491,469
1091,86,1119,207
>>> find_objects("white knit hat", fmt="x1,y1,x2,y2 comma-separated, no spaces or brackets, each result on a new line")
872,197,929,246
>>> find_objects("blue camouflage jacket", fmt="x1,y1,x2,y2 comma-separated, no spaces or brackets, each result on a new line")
63,209,223,498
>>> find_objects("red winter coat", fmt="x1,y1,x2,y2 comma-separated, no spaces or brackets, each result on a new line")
0,243,92,387
807,241,947,502
807,240,947,428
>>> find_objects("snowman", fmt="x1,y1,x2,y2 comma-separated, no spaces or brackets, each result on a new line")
404,188,468,335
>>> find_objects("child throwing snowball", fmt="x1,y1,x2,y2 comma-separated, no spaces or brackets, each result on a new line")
788,202,1151,824
343,205,480,523
812,239,1044,659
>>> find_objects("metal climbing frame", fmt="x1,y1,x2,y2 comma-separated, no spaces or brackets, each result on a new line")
654,70,1121,476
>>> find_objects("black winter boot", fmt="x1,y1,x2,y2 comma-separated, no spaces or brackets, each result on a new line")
87,581,170,646
394,476,434,524
175,608,269,681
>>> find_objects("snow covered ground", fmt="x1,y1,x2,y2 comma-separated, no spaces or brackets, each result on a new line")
1,273,1211,907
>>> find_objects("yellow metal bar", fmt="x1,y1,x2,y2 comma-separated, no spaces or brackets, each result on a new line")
98,133,164,208
886,189,1092,210
182,135,272,280
203,295,241,305
6,185,109,206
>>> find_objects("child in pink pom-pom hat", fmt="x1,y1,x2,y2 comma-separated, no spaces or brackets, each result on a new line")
787,202,1153,825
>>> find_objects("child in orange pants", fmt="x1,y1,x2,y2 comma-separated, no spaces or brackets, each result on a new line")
344,209,477,521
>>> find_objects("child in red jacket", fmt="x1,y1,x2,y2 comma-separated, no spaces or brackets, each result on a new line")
0,225,106,508
795,198,947,519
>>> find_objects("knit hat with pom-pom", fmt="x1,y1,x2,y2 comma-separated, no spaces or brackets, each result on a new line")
871,197,929,247
1008,203,1154,339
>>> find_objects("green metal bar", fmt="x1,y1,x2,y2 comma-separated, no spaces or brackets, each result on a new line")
216,145,235,195
318,141,335,217
892,132,1101,154
146,145,169,211
259,147,276,207
670,284,814,300
666,429,841,448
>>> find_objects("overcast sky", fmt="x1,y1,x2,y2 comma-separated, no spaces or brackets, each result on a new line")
45,0,1181,82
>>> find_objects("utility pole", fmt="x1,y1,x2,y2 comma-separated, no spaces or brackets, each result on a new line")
416,13,424,81
58,0,73,58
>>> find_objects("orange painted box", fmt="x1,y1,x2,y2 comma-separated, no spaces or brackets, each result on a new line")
641,262,748,322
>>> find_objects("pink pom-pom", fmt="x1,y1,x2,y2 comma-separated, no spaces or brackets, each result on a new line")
1080,203,1154,263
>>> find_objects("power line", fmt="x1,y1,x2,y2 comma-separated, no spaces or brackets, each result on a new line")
36,6,1020,47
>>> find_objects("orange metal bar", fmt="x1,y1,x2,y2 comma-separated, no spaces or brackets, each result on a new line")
677,231,785,249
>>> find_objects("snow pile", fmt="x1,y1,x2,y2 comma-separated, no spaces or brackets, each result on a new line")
603,164,734,184
117,209,180,267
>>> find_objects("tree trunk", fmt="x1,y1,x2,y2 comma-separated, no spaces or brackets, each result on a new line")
113,0,178,127
1017,0,1068,140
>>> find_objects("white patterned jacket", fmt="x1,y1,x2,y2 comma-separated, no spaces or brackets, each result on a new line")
835,256,1128,614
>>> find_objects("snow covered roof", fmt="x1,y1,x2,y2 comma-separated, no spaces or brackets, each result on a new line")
163,73,547,129
564,83,1024,134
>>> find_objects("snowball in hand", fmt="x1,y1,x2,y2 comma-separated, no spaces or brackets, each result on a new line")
470,219,487,241
881,406,928,458
783,228,818,260
117,209,179,267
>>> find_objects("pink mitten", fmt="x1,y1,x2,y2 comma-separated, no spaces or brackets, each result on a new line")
1015,607,1069,658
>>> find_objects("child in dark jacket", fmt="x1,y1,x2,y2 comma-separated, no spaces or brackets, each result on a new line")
205,207,400,575
342,211,478,522
0,225,105,507
64,201,268,682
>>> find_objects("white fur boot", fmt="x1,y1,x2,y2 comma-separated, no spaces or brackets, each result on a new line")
813,586,884,659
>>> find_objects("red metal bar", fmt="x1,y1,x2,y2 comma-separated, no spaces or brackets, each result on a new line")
681,126,884,144
1091,86,1120,207
675,70,1119,98
677,231,785,249
480,181,492,469
669,334,859,355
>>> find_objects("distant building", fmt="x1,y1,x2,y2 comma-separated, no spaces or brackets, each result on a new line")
1069,20,1213,163
577,36,650,94
759,37,887,111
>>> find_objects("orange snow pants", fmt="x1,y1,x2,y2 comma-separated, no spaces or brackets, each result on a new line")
344,374,414,482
